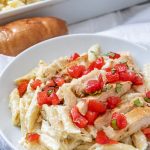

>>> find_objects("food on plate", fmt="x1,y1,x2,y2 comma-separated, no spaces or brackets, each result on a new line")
0,17,68,56
9,44,150,149
0,0,41,11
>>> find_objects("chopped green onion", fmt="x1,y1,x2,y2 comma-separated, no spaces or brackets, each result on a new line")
47,90,53,96
102,84,112,92
91,90,101,96
120,60,128,64
115,83,123,93
104,52,115,58
134,98,144,107
111,68,116,74
111,119,118,130
144,97,150,103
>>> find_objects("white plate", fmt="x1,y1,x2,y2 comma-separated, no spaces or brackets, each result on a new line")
0,34,149,150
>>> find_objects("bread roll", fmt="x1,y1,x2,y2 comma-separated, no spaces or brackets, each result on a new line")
0,17,68,56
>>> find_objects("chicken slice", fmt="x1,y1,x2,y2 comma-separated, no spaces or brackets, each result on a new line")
87,81,132,102
104,107,150,141
94,111,112,130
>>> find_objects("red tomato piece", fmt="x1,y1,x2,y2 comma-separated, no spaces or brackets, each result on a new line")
54,77,65,86
69,53,80,61
43,86,54,94
98,74,104,88
96,131,110,144
71,106,88,128
107,96,121,109
83,69,91,75
85,80,103,94
111,112,127,129
85,111,98,125
142,128,150,138
88,100,106,114
88,57,105,71
30,79,42,90
107,52,120,59
104,67,112,72
26,133,40,142
18,80,29,97
47,79,56,87
146,91,150,98
50,93,60,105
133,75,143,85
106,71,119,83
114,63,128,73
68,65,86,78
37,91,51,106
108,139,118,144
119,71,136,82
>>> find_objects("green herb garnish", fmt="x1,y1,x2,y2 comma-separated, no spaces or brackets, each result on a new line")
90,90,101,96
111,119,118,130
134,98,144,107
47,90,53,96
144,97,150,103
111,68,116,74
115,83,123,93
102,84,113,92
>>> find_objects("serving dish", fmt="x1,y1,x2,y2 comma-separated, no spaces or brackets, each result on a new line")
0,34,149,150
0,0,147,25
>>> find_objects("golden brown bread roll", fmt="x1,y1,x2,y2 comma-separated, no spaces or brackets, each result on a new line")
0,17,68,56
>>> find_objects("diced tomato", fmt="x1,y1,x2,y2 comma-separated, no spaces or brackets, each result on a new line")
83,69,91,75
43,86,54,93
111,112,127,129
37,91,51,106
88,57,105,71
96,130,117,145
26,133,40,142
70,106,80,120
119,71,136,82
114,63,128,73
108,139,118,144
71,106,88,128
85,80,103,94
69,53,80,61
146,91,150,98
98,74,104,88
85,111,98,125
142,128,150,139
68,65,86,78
50,93,60,105
54,77,65,86
47,79,55,87
88,100,106,114
106,71,119,83
96,131,110,144
107,96,121,109
133,75,143,85
104,67,112,72
107,52,120,59
17,80,29,97
30,79,42,90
